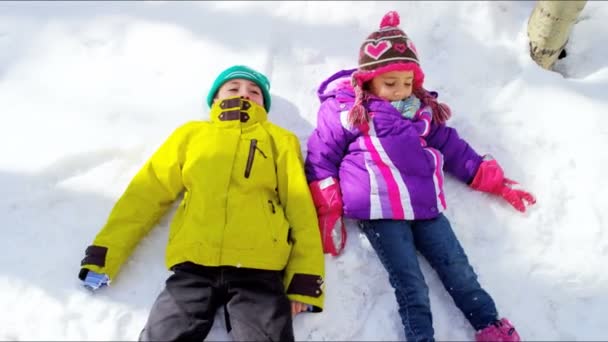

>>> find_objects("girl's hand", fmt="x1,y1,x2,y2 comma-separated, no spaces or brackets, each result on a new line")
470,158,536,213
497,178,536,213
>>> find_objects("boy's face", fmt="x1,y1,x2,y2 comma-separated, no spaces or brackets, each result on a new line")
369,70,414,101
215,79,264,108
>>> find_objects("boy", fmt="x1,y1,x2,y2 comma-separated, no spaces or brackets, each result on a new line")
78,65,325,341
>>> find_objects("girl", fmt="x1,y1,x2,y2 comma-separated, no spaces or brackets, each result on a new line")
78,65,325,341
304,11,535,342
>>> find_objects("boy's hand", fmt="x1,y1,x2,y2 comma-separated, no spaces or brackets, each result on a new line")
81,269,110,291
291,301,312,317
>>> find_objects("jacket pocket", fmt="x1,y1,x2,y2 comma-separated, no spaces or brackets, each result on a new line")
266,198,293,248
392,138,436,176
244,139,268,178
263,198,278,243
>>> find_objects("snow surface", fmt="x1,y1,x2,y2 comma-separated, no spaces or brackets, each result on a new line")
1,1,607,340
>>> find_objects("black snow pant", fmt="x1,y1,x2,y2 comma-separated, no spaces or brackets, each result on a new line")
138,262,294,342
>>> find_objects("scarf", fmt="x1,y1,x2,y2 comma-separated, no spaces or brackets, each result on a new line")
391,96,421,119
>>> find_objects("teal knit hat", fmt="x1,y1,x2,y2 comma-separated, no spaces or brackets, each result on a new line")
206,65,272,112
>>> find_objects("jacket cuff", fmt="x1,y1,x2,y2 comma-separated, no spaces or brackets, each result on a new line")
80,245,108,268
286,273,324,298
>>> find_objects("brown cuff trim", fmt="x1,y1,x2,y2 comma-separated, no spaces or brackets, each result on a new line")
286,273,323,298
80,245,108,267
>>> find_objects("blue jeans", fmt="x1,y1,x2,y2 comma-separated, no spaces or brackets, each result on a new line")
359,214,498,342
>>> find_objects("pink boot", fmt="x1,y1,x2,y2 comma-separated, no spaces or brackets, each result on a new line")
475,318,520,342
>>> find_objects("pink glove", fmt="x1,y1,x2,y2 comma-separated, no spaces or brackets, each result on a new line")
470,158,536,213
309,177,346,256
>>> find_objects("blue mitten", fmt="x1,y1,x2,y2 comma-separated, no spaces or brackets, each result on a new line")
82,270,110,291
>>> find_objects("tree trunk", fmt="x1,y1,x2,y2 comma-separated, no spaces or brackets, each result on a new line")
527,0,587,70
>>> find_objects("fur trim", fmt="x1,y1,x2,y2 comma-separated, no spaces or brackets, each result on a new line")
353,62,425,89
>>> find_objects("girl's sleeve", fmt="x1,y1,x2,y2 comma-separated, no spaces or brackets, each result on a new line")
79,122,195,281
304,100,352,182
425,122,483,184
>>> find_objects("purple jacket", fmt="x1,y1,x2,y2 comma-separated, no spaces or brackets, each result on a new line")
305,69,483,220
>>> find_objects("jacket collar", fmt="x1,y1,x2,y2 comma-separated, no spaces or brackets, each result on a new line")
209,96,267,128
317,69,425,118
317,68,357,103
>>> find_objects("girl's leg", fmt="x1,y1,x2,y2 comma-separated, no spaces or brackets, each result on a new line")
360,219,435,342
412,214,498,330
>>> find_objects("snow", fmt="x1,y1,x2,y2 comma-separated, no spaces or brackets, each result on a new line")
1,1,607,340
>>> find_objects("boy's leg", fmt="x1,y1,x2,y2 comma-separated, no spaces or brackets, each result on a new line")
412,214,499,330
139,262,222,342
223,267,294,342
360,219,435,342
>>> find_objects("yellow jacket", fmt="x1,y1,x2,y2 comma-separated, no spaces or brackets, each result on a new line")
80,97,325,310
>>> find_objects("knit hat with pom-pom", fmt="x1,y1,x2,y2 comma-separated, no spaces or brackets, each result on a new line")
355,11,424,87
349,11,451,126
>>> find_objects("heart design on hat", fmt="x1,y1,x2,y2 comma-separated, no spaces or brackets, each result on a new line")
407,40,418,54
364,41,392,60
393,43,407,53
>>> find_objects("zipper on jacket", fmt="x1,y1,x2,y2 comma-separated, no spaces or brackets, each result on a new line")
255,145,267,158
268,200,275,214
244,139,267,178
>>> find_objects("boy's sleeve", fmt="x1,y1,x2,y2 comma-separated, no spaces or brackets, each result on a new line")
304,100,351,182
79,122,195,281
276,134,325,312
425,122,483,184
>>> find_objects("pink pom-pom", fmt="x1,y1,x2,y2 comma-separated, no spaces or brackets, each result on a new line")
380,11,400,29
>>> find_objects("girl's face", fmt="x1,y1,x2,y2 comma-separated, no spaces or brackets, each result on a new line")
368,70,414,101
215,79,264,108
